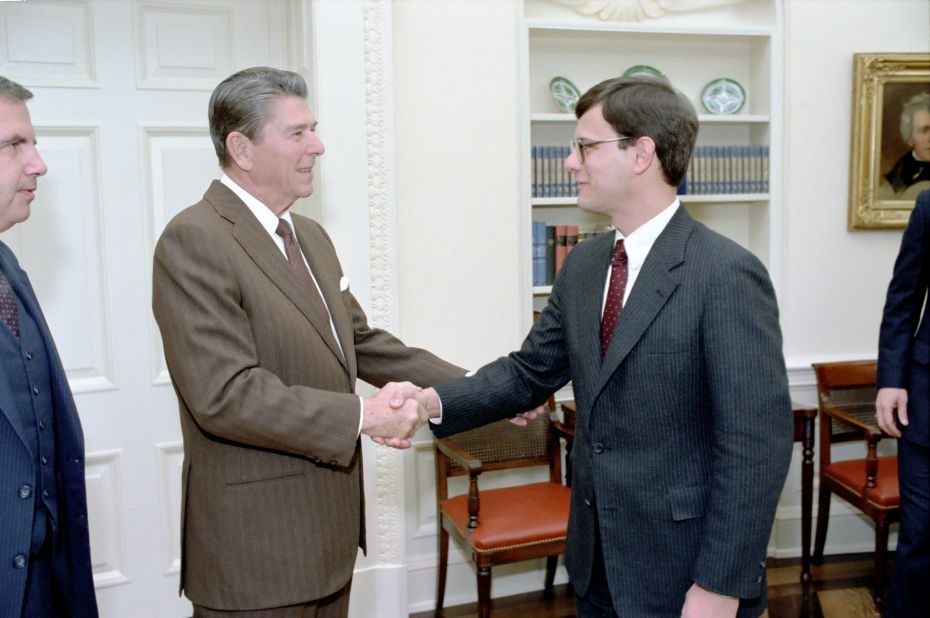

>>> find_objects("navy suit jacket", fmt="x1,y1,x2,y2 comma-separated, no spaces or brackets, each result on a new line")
434,208,793,617
0,241,97,617
878,189,930,447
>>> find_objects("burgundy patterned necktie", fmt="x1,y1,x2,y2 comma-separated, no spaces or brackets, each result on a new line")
0,271,21,341
600,239,628,358
275,218,326,312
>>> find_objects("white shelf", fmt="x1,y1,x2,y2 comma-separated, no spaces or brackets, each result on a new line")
533,285,553,295
532,112,770,124
680,193,770,203
524,18,774,38
533,195,770,207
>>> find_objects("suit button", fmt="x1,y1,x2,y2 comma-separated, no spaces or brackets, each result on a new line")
41,456,47,465
42,489,49,499
38,421,46,430
583,497,592,507
32,386,39,396
755,575,762,584
25,352,33,360
18,485,32,499
593,443,603,454
13,555,26,569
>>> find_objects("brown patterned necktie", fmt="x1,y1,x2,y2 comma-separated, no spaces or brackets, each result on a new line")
0,270,20,341
275,218,326,312
600,239,628,358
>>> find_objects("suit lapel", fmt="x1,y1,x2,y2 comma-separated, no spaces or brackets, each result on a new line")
0,248,35,452
292,219,357,380
593,208,692,396
573,233,615,396
205,181,348,370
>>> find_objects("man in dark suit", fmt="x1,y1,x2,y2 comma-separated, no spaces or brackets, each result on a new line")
412,76,793,617
152,67,464,616
876,188,930,618
0,76,98,617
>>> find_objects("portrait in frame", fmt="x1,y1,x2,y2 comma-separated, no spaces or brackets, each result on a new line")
848,53,930,230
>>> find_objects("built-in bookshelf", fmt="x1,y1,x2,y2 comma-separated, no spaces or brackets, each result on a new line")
520,0,783,320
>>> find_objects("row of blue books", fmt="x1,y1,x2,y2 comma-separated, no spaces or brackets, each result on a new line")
531,144,770,199
531,145,575,198
679,145,769,195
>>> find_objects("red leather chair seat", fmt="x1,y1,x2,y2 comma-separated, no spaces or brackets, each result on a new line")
824,456,900,508
441,482,571,552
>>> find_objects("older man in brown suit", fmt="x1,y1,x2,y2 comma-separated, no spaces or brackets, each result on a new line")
152,67,463,617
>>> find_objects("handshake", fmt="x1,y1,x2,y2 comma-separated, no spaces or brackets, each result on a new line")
361,381,544,449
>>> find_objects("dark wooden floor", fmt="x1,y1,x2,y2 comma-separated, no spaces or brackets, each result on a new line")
411,553,883,618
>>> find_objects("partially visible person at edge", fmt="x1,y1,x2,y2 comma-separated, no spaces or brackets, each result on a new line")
875,188,930,618
0,75,98,617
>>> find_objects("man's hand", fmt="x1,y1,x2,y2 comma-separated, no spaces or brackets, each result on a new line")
509,404,545,426
362,382,428,449
875,387,908,437
680,582,738,618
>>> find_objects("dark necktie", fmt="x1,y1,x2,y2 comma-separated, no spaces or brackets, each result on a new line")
0,271,20,341
275,219,326,312
600,239,628,358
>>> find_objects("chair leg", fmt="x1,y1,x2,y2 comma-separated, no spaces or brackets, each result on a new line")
436,526,449,614
873,519,890,610
812,486,832,565
477,565,492,618
544,555,558,597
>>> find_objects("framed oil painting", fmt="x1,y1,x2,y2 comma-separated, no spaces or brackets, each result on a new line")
848,53,930,230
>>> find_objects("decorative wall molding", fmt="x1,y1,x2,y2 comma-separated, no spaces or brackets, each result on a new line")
86,449,130,588
0,0,97,88
139,125,215,386
362,0,404,568
156,442,184,575
135,2,233,90
8,125,116,394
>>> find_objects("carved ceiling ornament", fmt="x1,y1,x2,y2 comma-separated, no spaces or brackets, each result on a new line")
552,0,748,22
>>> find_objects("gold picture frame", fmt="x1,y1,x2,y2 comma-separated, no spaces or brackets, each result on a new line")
848,53,930,230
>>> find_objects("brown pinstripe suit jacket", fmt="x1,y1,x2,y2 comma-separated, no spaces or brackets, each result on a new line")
152,180,462,611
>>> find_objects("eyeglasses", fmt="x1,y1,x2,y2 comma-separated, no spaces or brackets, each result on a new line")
569,136,632,163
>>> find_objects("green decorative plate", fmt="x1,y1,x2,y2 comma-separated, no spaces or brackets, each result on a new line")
623,65,663,77
549,76,581,113
701,78,746,115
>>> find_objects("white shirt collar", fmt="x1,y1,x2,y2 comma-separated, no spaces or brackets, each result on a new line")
220,173,296,235
614,198,680,271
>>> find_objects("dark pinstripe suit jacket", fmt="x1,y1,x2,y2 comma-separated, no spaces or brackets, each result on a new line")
152,181,462,611
878,189,930,448
434,207,792,617
0,242,97,617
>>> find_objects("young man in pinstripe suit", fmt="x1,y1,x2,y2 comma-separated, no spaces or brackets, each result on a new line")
409,75,793,618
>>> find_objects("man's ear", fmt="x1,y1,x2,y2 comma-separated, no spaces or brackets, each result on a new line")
632,136,657,176
226,132,253,171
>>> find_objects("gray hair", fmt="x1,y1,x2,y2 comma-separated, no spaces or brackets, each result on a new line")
900,92,930,145
0,76,34,104
208,66,308,168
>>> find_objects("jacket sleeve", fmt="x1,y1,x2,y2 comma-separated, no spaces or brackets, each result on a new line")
690,249,793,600
878,191,930,389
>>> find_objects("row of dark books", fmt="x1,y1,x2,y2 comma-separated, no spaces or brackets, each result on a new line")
679,145,769,195
532,144,770,199
532,222,609,286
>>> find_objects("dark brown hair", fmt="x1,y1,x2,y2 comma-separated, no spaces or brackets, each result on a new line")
576,75,698,187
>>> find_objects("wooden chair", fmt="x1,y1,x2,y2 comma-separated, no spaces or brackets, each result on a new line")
433,403,573,618
811,360,900,607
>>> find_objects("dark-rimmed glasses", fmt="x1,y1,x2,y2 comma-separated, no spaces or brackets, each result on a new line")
569,136,632,163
